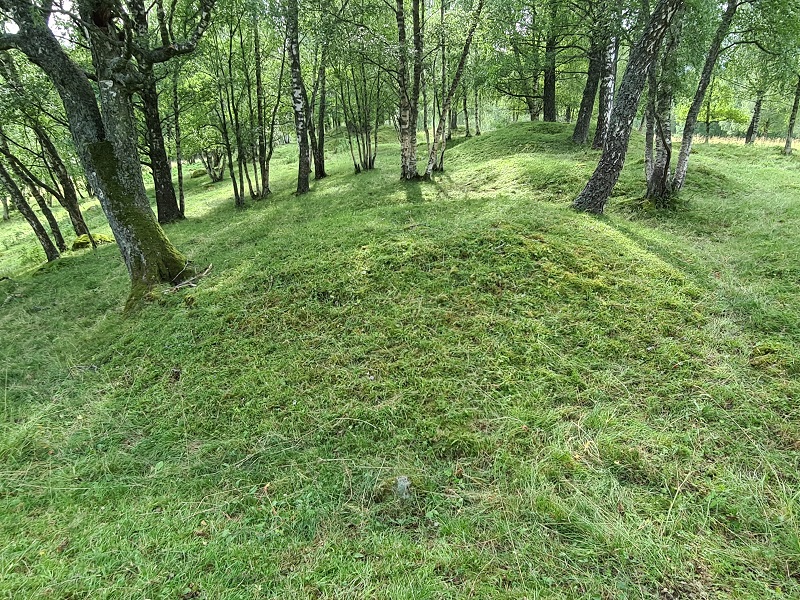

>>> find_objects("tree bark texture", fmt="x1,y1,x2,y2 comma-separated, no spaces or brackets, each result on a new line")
592,36,618,149
573,0,683,214
572,39,602,144
784,74,800,155
745,93,763,145
140,69,183,223
543,32,557,122
33,124,91,238
646,14,683,205
396,0,423,180
2,1,190,297
672,0,739,191
288,0,311,193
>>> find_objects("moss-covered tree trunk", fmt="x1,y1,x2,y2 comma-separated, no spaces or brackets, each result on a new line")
2,0,191,301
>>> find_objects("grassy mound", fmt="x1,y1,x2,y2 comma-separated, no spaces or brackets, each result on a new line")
1,124,798,598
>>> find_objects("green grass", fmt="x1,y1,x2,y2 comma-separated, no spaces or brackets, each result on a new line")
1,123,799,598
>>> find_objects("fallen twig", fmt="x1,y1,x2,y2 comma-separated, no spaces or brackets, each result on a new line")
164,263,213,294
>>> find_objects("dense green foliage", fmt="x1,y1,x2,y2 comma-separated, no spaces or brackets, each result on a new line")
1,124,799,597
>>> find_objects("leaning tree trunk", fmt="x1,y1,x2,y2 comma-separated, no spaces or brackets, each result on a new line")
33,124,91,237
4,156,67,252
1,194,8,221
745,93,764,145
672,0,739,191
592,36,618,149
572,38,602,144
573,0,684,214
140,68,183,223
424,0,484,179
0,52,91,238
2,3,191,300
263,37,287,195
784,74,800,155
287,0,311,194
0,133,68,252
0,162,60,261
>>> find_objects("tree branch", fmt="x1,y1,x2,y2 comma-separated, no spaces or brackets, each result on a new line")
145,0,215,64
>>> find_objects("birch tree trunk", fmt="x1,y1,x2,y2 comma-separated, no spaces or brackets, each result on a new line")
573,0,683,214
572,38,602,144
672,0,739,191
592,36,618,149
396,0,423,180
287,0,311,193
423,0,484,179
646,14,683,205
783,74,800,155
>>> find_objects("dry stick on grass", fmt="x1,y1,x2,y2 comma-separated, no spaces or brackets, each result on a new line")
164,263,213,293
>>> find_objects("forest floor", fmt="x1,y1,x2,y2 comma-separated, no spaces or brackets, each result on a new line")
1,122,799,599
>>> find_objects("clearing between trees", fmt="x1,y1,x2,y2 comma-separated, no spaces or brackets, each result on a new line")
1,122,799,598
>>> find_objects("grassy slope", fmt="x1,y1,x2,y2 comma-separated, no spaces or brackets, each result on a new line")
1,123,799,599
